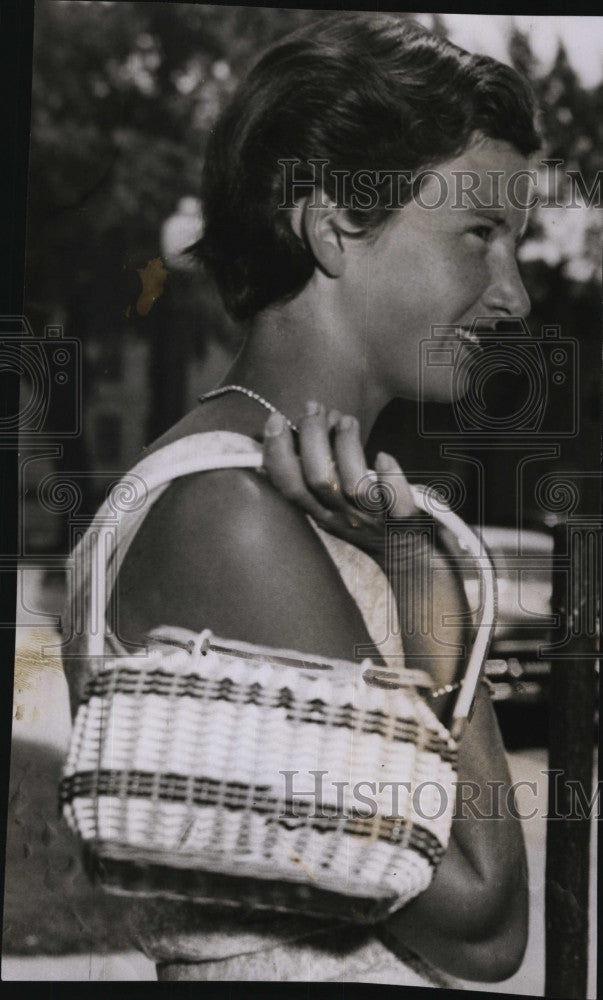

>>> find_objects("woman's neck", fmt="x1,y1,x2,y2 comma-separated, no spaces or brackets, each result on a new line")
224,296,390,447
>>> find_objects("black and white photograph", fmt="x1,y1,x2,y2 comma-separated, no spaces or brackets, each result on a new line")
1,3,600,992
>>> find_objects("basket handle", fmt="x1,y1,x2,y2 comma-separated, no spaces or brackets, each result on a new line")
78,440,266,661
410,486,496,741
79,433,495,736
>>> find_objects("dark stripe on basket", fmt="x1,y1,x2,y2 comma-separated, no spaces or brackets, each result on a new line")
60,770,446,864
84,852,408,924
80,671,456,760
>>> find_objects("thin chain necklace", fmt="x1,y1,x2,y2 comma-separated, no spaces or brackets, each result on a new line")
198,384,299,433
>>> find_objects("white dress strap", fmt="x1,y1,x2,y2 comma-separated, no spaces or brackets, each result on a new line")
85,431,262,540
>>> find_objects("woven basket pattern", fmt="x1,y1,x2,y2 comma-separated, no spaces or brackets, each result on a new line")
61,630,457,915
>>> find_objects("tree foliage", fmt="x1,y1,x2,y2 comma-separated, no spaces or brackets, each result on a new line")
27,3,323,315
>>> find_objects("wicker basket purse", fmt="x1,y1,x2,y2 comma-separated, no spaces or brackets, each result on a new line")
60,435,496,923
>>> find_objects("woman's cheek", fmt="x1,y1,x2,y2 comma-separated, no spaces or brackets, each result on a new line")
458,248,490,291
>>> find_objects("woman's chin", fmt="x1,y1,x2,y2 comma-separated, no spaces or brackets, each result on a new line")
418,373,458,405
419,341,480,405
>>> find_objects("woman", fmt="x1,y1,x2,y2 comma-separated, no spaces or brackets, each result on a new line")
65,13,541,984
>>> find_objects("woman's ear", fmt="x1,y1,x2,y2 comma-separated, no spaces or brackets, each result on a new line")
290,195,359,278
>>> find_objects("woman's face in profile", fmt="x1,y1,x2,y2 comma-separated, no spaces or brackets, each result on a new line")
343,136,533,405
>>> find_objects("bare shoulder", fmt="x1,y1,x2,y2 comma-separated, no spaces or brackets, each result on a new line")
134,465,328,567
115,467,374,660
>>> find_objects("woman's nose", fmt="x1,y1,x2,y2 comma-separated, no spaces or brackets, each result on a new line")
484,248,531,319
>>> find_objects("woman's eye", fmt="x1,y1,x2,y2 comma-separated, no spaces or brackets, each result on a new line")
468,225,494,243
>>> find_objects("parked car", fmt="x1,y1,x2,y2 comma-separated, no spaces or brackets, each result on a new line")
470,525,554,747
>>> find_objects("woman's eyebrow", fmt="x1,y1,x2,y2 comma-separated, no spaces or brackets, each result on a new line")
467,208,506,225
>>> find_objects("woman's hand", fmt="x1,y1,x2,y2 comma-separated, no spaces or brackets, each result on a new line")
262,400,419,560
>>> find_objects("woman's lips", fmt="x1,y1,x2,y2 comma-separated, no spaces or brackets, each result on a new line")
454,326,483,350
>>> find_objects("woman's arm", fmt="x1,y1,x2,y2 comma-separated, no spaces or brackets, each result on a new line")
381,686,528,982
375,519,528,981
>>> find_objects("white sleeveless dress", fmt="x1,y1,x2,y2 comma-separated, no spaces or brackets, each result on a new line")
67,431,463,987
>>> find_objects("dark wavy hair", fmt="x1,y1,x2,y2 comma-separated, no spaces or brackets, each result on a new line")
192,14,541,321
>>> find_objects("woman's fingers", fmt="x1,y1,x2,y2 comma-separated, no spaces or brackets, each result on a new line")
332,415,371,504
332,416,417,519
297,402,347,510
263,411,338,524
374,451,417,518
327,408,342,432
263,404,419,540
